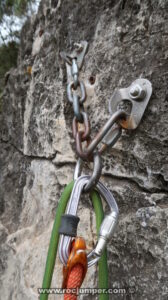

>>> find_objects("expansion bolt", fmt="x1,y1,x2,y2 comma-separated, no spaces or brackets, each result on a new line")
129,84,146,100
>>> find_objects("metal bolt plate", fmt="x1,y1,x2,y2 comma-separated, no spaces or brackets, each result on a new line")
60,41,88,69
109,78,152,129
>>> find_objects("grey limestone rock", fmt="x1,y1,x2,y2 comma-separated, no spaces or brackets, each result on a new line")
0,0,168,299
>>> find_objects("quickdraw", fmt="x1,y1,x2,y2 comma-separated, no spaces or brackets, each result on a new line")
40,41,152,300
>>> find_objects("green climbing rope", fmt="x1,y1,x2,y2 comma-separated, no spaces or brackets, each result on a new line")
40,181,109,300
90,190,109,300
40,181,74,300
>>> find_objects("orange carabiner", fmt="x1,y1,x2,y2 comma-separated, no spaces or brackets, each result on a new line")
62,237,87,289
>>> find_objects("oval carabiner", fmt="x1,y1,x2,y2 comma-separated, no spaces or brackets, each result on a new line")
58,175,119,268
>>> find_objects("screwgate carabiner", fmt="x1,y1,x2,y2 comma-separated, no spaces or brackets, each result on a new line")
59,175,119,268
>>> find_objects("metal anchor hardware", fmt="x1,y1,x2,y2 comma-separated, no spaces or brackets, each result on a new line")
73,154,102,192
101,78,152,149
60,41,88,69
59,175,119,268
41,41,154,294
109,78,152,130
60,41,89,121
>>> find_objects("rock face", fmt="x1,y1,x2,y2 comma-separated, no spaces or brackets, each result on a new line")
0,0,168,299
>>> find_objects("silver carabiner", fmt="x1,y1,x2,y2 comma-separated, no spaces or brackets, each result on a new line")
58,175,119,268
74,152,102,192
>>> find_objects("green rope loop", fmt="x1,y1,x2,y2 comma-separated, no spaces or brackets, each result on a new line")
40,181,109,300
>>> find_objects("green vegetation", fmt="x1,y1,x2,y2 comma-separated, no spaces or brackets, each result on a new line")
0,41,19,93
0,0,33,21
0,1,38,93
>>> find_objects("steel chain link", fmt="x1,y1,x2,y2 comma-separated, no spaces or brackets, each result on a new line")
64,47,125,191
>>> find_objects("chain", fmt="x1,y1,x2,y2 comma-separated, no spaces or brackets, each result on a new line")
61,42,152,192
62,44,126,191
66,58,126,158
